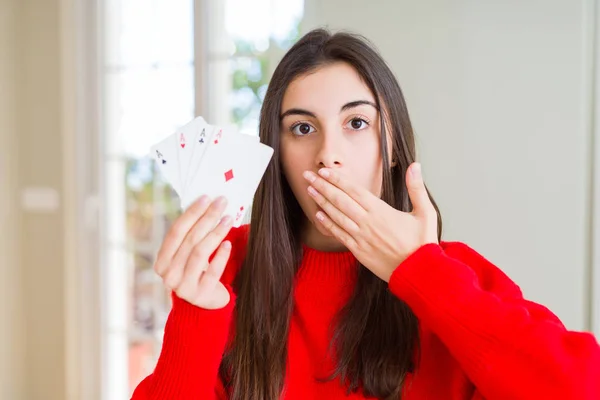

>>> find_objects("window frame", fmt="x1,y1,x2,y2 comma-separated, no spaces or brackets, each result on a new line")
61,0,104,399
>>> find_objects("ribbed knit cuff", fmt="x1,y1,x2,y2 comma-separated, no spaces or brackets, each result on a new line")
170,285,236,325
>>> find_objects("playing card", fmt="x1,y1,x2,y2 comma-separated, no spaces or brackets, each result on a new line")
150,132,183,196
184,125,259,194
182,123,217,193
183,131,273,227
176,116,206,197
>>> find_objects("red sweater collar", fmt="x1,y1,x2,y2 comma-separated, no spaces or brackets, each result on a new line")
296,243,359,283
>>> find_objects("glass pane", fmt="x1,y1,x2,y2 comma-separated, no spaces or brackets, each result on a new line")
225,0,304,48
128,252,157,390
104,0,155,68
125,157,155,244
124,157,181,243
219,0,304,134
131,252,155,335
229,56,267,135
106,158,127,246
103,245,131,399
104,66,195,158
105,0,193,67
154,0,194,64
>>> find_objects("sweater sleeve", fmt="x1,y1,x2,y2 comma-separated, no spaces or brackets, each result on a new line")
130,288,236,399
388,241,600,400
130,225,249,400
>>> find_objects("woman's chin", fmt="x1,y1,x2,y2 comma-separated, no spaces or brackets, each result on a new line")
314,218,334,237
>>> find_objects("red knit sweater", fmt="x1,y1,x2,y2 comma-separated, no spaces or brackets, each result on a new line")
131,225,600,399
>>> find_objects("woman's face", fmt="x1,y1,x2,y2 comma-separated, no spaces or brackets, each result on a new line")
279,62,389,249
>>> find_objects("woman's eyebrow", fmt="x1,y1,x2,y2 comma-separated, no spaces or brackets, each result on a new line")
340,100,378,112
280,100,378,120
280,108,317,120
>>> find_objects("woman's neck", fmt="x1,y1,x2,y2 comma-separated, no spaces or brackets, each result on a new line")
300,217,348,252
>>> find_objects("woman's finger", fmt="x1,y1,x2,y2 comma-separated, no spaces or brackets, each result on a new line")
308,185,360,235
317,168,375,211
154,195,211,276
303,171,367,225
163,197,227,289
406,163,435,218
177,215,233,296
315,210,358,252
194,240,232,303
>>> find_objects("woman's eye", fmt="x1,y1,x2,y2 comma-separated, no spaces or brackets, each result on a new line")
347,118,369,130
291,123,315,136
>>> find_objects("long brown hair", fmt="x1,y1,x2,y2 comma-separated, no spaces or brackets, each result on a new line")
220,28,443,400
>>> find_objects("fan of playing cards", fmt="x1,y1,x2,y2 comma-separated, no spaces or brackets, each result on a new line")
150,116,274,227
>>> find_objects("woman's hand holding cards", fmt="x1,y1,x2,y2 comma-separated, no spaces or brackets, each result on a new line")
153,195,234,310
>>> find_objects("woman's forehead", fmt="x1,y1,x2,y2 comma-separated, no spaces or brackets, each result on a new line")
281,63,375,113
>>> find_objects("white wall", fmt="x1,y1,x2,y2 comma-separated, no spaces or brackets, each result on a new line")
0,0,24,400
0,0,68,399
17,0,67,396
303,0,596,331
0,0,24,398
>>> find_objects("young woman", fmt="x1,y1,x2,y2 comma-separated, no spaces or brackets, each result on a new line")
132,29,600,400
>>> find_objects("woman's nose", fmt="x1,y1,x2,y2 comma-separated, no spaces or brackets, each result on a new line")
315,131,344,168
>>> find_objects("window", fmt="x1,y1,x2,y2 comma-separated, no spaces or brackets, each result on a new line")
100,0,304,398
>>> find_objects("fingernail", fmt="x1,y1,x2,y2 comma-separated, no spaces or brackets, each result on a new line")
316,211,325,221
197,195,210,206
216,196,227,207
307,186,318,197
303,171,316,183
318,168,330,178
220,215,232,226
411,163,421,179
222,241,232,249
